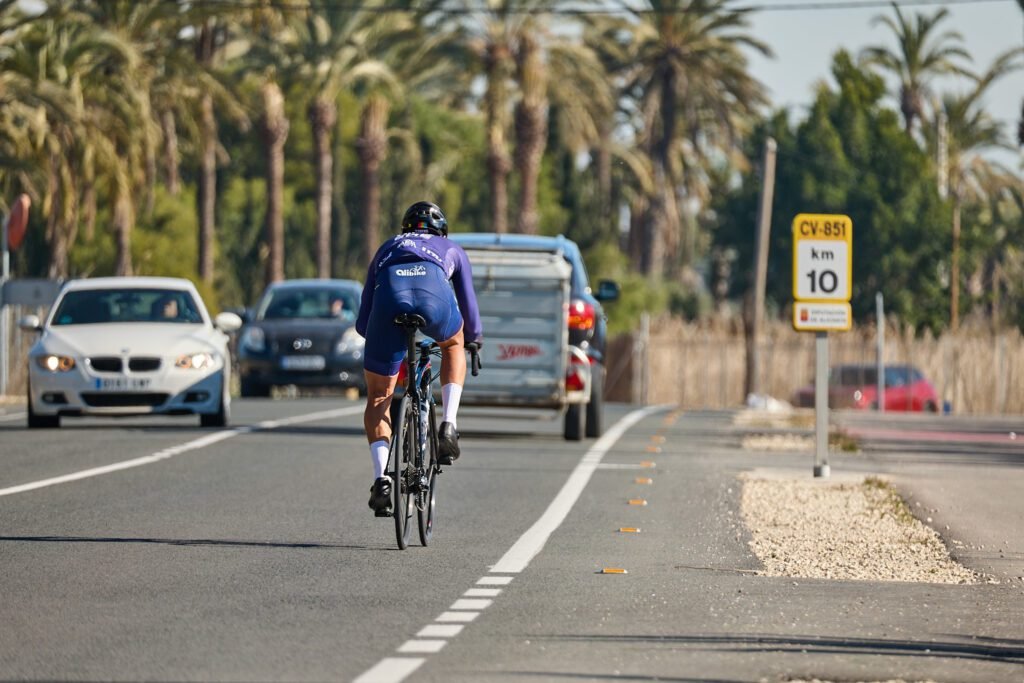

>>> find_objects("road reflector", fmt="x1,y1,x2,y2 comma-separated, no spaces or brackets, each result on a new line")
628,499,648,506
651,435,666,444
600,568,628,574
645,445,662,453
618,527,641,533
634,477,653,485
639,460,656,468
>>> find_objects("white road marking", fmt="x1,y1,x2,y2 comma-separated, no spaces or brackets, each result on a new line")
476,576,513,586
596,462,656,469
450,598,492,610
352,657,424,683
417,624,463,638
435,611,479,623
352,406,664,683
489,405,666,574
0,412,26,422
0,406,364,498
397,640,447,654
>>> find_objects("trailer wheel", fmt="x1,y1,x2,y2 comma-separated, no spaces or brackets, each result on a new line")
564,404,584,441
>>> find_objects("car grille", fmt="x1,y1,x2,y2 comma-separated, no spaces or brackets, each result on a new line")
128,357,161,372
89,357,122,372
80,393,169,408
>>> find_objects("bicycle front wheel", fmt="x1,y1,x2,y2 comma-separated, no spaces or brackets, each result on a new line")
391,395,415,550
417,398,439,546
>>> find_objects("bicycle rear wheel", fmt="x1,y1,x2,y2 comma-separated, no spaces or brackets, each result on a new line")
390,395,415,550
417,398,439,546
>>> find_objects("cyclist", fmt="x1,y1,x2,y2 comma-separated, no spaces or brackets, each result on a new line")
355,201,483,515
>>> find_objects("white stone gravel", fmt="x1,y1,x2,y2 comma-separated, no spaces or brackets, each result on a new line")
740,474,977,584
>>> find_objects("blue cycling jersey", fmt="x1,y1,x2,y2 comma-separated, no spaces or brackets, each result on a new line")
355,232,483,345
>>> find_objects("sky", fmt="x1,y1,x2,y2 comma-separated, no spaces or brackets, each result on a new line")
742,0,1024,168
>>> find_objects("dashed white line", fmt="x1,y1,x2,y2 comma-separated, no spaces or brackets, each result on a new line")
450,598,492,610
0,406,364,498
398,640,447,654
476,576,513,586
352,657,424,683
417,624,464,638
463,588,501,598
435,611,479,623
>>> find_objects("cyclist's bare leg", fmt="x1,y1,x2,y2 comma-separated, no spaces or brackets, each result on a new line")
364,370,399,444
437,326,466,387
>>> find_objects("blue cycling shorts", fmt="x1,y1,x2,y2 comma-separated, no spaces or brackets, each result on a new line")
363,261,464,376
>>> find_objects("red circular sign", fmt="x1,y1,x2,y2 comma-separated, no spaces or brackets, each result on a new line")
6,193,30,250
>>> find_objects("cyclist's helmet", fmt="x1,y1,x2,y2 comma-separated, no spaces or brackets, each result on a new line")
402,201,448,237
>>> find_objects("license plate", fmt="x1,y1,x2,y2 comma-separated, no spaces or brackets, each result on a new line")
281,355,326,370
95,377,151,390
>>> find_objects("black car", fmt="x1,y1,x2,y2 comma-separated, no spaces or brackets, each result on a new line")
450,233,619,437
237,279,365,397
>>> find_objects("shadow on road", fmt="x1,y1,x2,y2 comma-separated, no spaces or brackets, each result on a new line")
0,535,389,551
540,633,1024,665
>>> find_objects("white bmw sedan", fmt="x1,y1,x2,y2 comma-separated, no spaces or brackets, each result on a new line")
19,277,242,429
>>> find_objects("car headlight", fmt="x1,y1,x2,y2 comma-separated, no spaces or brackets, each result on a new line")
240,327,266,352
335,327,365,356
36,355,76,372
175,352,216,370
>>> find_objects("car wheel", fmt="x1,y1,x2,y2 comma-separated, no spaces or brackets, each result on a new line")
200,379,230,428
240,375,270,398
26,383,59,429
564,404,584,441
585,363,604,438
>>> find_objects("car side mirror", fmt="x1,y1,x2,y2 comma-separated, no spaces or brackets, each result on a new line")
215,312,243,333
18,314,42,332
595,280,620,302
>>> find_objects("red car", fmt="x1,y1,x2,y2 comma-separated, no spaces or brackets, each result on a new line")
793,364,940,412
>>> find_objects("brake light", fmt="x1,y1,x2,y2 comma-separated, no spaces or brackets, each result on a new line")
568,299,595,331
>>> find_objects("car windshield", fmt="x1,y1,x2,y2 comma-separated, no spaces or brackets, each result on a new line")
829,366,918,387
257,287,359,321
51,288,203,325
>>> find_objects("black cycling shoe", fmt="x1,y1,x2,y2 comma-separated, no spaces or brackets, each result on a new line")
437,422,460,466
368,476,393,517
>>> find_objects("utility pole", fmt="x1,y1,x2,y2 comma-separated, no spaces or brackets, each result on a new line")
745,137,777,398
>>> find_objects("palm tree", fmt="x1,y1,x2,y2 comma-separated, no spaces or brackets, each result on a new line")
927,48,1024,329
861,3,971,136
618,0,769,278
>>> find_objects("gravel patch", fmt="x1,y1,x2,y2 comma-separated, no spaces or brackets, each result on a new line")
740,473,977,584
741,433,815,451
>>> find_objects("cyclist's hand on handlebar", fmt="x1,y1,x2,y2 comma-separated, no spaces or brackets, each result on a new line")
465,341,482,376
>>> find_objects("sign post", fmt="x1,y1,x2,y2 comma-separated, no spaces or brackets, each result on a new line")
792,213,853,478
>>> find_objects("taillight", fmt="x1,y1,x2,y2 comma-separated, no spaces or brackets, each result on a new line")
568,299,595,331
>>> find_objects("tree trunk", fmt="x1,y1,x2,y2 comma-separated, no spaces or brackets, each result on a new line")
197,92,217,285
357,94,389,266
113,190,134,276
261,79,289,285
309,95,337,279
161,109,180,195
596,124,613,224
485,40,512,234
513,33,547,235
950,193,961,331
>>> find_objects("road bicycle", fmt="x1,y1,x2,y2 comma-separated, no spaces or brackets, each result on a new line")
388,313,480,550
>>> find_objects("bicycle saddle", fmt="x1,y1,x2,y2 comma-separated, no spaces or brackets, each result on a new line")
393,313,427,329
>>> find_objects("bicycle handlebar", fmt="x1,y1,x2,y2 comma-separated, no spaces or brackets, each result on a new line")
465,342,482,377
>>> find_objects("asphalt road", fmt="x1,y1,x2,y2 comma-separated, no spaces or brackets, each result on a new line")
0,399,1021,682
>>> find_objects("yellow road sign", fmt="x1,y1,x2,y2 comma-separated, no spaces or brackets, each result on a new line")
792,213,853,303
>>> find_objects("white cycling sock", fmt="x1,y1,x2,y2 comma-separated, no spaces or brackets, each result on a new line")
441,383,462,427
369,439,389,480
